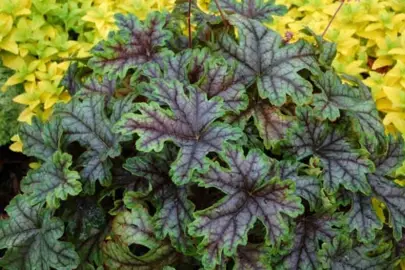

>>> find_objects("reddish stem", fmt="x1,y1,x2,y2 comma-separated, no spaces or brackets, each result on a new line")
322,0,345,38
188,0,192,48
213,0,228,25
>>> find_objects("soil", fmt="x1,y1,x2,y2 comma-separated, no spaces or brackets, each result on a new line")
0,145,30,216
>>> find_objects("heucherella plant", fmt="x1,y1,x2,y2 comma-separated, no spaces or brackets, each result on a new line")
0,0,175,149
1,2,405,269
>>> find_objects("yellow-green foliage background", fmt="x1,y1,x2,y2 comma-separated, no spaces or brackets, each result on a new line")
0,0,404,267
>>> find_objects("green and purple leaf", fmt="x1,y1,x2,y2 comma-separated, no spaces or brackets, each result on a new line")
217,15,318,106
210,0,287,23
102,204,178,269
189,146,303,269
0,195,80,269
89,12,173,79
116,80,242,184
21,151,82,208
288,107,373,194
124,147,195,253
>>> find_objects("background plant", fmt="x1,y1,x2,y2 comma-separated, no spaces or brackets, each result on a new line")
1,2,405,269
0,62,22,147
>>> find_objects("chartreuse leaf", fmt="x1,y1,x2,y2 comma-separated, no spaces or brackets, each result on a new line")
189,146,303,269
88,12,173,79
319,235,392,269
124,147,195,253
19,116,63,161
273,212,340,269
210,0,287,23
217,15,318,106
116,79,242,184
288,107,373,194
102,204,177,269
0,195,80,270
21,151,82,208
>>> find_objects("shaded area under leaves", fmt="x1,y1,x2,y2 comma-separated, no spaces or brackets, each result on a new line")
0,145,30,215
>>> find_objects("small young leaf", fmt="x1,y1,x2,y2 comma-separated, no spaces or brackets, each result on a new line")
21,151,82,208
217,15,318,106
0,195,80,270
89,12,173,79
116,80,242,184
189,146,303,269
102,204,178,269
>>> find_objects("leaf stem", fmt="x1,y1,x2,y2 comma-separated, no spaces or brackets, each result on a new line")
213,0,228,25
188,0,192,48
322,0,345,38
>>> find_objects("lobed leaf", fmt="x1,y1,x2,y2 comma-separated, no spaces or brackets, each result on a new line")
19,116,63,161
274,212,340,269
217,15,318,106
319,236,392,269
346,193,382,243
21,151,82,208
288,107,373,194
116,80,242,184
210,0,287,23
0,195,80,270
88,12,173,79
189,146,303,269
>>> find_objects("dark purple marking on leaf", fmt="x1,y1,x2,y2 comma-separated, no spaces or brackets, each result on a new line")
89,12,173,79
212,0,287,23
288,107,373,194
116,80,242,184
188,147,303,269
217,15,318,106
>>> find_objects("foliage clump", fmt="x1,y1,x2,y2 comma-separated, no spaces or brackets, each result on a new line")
1,2,405,269
0,62,22,146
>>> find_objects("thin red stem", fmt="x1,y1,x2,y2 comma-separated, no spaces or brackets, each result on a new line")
322,0,345,37
188,0,192,48
213,0,228,25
